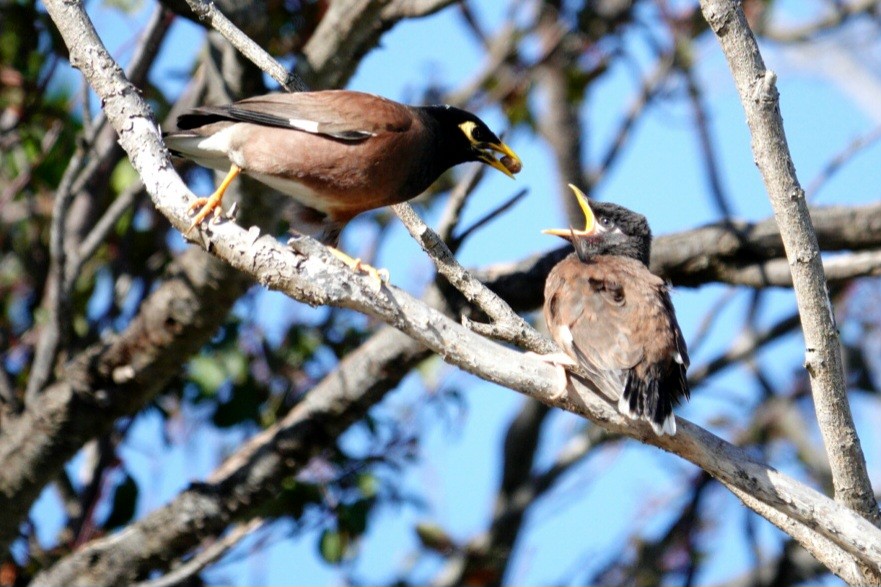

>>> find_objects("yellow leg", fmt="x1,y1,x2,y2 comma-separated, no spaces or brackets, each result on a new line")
328,247,390,291
186,164,242,235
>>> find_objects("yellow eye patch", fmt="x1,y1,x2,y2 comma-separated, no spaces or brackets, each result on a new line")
458,121,478,142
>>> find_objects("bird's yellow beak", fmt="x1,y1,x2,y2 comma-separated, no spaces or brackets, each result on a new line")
476,141,522,179
542,184,596,238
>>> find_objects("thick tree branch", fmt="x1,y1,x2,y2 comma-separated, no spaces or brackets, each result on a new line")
296,0,458,89
469,203,881,316
700,0,878,527
31,326,430,586
32,1,881,583
0,249,252,552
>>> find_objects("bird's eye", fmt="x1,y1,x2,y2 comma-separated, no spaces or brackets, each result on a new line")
459,121,487,144
598,216,613,227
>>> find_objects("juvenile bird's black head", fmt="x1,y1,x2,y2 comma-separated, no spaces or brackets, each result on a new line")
419,105,521,178
543,184,652,266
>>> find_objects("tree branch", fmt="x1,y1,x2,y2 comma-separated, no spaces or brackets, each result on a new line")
700,0,879,527
181,0,305,91
34,1,881,583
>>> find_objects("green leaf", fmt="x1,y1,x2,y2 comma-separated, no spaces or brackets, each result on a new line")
110,159,138,195
356,472,378,499
415,522,455,554
189,356,227,394
319,529,348,564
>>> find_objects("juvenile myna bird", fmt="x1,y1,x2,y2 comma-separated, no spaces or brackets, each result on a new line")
164,90,521,276
541,185,689,435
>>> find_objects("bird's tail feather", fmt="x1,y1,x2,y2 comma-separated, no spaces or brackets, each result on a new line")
621,369,686,436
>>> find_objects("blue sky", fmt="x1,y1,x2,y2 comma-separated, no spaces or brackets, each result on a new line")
33,1,881,585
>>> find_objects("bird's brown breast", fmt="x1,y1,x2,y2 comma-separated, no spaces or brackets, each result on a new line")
544,254,682,385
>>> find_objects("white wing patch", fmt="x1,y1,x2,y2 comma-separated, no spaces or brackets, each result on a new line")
287,118,321,133
558,325,574,349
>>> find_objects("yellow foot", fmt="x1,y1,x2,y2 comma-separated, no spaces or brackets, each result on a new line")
329,247,389,292
525,351,577,401
186,196,222,234
186,164,241,235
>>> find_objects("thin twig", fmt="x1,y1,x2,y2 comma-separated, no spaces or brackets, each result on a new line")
806,124,881,200
759,0,881,42
0,362,17,410
36,0,881,582
588,51,675,190
393,202,554,354
682,61,735,218
67,181,145,290
451,188,528,249
182,0,305,91
436,164,488,245
24,147,85,402
688,289,739,357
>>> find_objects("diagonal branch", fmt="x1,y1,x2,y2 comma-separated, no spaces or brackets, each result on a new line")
392,202,553,354
181,0,305,91
700,0,879,527
38,0,881,583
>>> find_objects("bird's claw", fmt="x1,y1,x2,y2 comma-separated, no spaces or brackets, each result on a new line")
351,257,389,292
525,351,576,401
329,248,390,292
186,196,224,235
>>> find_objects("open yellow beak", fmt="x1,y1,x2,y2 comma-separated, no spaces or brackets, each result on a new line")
542,184,596,237
477,141,522,179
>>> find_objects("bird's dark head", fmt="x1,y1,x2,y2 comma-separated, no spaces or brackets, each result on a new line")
542,184,652,265
421,105,522,178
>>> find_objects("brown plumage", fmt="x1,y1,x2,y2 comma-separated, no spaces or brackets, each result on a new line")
164,90,522,245
542,185,689,435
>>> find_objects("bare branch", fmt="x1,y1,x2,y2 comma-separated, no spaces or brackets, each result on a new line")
297,0,457,90
759,0,881,43
32,326,430,586
451,188,528,248
392,202,553,354
589,52,676,191
689,310,801,386
0,246,253,552
71,181,145,280
807,124,881,200
384,0,460,19
24,147,85,402
435,164,489,244
132,518,265,587
700,0,878,527
35,1,881,583
682,60,734,218
181,0,305,91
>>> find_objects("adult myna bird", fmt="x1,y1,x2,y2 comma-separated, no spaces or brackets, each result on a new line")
164,90,522,277
541,185,689,435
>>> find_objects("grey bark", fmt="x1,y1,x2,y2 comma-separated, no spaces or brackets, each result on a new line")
699,0,879,532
